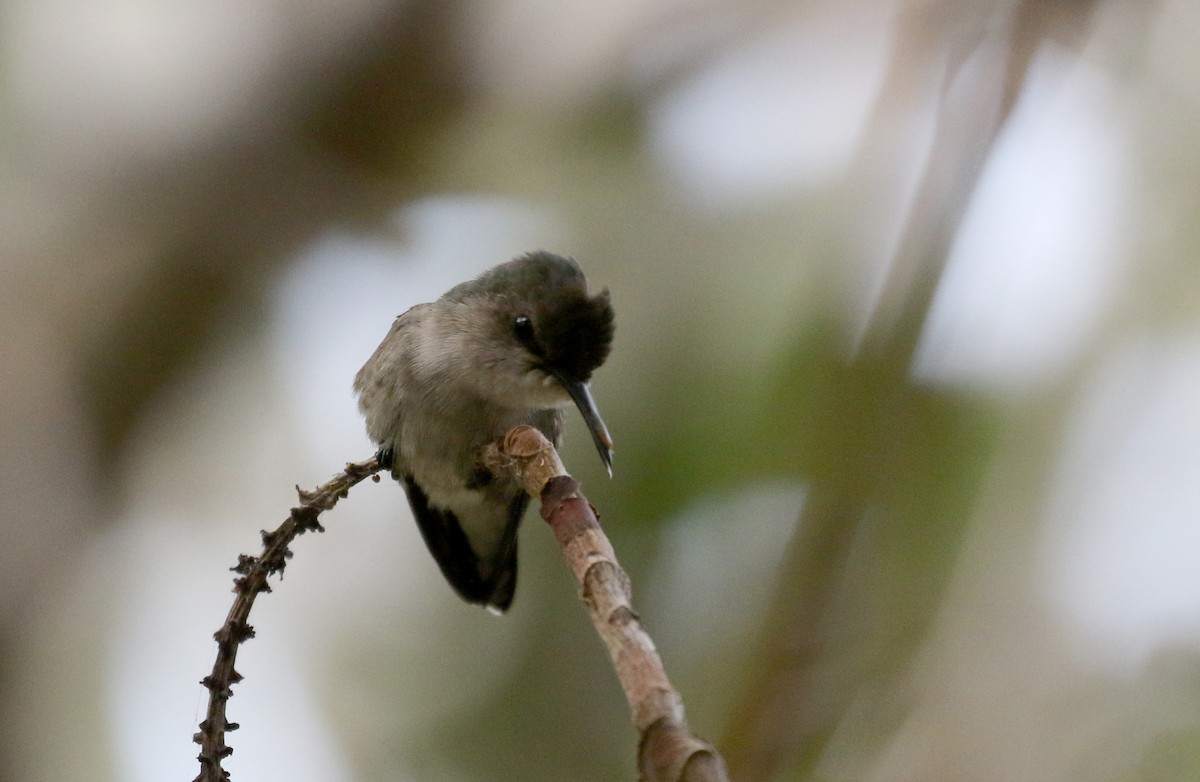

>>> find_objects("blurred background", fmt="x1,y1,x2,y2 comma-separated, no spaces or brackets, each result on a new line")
3,0,1199,780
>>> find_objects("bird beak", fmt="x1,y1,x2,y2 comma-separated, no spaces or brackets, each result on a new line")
555,375,614,476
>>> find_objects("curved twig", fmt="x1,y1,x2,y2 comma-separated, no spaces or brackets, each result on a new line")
192,456,384,782
486,426,730,782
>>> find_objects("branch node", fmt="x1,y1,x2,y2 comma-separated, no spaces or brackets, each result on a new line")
639,717,730,782
230,554,258,575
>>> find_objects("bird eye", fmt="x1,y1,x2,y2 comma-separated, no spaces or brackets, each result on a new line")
513,315,536,345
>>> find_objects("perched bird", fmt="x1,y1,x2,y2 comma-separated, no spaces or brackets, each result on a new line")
354,251,614,612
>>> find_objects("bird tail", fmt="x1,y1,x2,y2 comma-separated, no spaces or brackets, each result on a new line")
401,476,525,612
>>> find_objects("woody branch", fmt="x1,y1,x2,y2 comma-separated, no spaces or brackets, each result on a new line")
485,425,730,782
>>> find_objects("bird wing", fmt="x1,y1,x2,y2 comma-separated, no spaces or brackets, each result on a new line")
354,305,429,447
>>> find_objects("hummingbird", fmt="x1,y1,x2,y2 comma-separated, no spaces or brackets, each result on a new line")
354,251,615,612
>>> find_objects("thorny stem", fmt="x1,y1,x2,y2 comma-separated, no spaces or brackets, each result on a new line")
192,456,384,782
